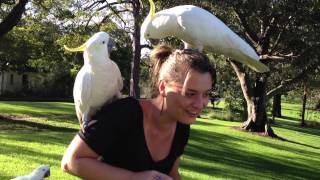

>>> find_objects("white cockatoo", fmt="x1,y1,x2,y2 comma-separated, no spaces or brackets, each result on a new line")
141,0,269,73
64,32,123,128
11,165,50,180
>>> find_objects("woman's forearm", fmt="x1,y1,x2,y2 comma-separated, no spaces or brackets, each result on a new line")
65,157,173,180
61,135,172,180
61,135,133,180
66,157,134,180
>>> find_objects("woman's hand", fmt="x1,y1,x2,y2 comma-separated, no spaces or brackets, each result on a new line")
131,170,173,180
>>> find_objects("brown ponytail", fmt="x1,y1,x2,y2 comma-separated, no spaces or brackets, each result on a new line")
150,45,174,98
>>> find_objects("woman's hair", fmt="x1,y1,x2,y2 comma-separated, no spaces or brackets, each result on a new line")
150,45,216,97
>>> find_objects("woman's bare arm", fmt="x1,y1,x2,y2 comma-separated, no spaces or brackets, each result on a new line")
61,135,172,180
169,157,182,180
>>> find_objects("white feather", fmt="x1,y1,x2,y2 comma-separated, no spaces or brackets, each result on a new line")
66,32,123,127
141,3,269,73
11,165,50,180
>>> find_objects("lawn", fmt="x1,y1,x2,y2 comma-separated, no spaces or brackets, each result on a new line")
0,100,319,180
0,101,79,180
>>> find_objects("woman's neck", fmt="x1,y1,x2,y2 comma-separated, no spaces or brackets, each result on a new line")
142,97,176,132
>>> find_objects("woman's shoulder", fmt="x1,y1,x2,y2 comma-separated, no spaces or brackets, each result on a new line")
91,96,143,127
101,96,140,112
112,96,139,104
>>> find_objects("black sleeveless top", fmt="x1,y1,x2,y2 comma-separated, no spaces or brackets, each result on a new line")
78,97,190,174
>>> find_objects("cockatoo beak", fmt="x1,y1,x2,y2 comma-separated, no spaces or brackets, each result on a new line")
149,38,159,45
44,169,50,177
108,38,115,53
64,43,87,52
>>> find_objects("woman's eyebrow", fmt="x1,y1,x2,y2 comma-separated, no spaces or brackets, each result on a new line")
186,88,212,93
185,89,197,92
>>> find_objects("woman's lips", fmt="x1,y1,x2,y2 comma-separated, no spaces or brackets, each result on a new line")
186,110,199,118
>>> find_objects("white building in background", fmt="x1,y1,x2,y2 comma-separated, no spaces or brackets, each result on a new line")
0,71,49,96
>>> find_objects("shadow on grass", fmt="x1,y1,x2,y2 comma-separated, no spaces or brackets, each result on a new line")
273,123,320,137
0,130,76,180
282,107,300,112
278,115,301,122
193,120,228,127
0,142,64,164
0,115,77,132
0,101,77,122
182,128,320,180
0,101,74,111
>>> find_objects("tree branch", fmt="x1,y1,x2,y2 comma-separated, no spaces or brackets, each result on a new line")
84,0,105,10
266,71,307,101
234,9,259,47
0,0,28,37
229,60,254,103
260,53,297,61
269,16,292,54
266,58,320,100
96,1,128,25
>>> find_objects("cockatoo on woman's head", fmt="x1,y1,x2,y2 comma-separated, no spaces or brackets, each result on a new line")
64,32,123,129
11,165,50,180
141,0,269,73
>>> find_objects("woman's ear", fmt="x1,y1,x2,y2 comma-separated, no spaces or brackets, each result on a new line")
158,80,166,97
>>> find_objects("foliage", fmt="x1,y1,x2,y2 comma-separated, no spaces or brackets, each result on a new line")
0,0,134,97
0,19,75,97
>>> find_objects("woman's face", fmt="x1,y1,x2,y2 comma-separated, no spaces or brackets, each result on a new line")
164,69,213,124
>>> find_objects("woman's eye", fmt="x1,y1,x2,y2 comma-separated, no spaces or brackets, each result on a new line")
185,92,195,97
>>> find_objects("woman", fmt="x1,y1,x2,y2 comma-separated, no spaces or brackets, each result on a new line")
61,45,215,180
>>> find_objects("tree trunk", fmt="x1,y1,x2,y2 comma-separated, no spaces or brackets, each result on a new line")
272,94,282,119
0,0,28,37
230,61,277,137
129,0,141,98
0,71,3,95
241,99,248,121
301,83,307,126
315,101,320,110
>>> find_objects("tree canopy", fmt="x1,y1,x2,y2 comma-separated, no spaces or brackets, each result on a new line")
1,0,319,132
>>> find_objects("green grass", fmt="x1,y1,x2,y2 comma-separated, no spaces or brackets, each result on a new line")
0,101,79,180
181,119,320,180
0,100,319,180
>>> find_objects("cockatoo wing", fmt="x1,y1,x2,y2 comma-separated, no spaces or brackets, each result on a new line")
10,165,50,180
10,176,29,180
176,6,269,72
73,67,92,125
109,60,123,99
10,176,28,180
224,34,269,72
113,61,123,94
176,6,208,51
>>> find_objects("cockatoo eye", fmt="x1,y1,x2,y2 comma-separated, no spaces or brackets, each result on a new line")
102,41,106,44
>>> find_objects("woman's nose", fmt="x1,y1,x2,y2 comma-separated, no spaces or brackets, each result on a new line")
192,95,205,110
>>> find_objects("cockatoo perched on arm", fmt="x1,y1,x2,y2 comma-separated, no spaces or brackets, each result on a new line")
64,32,123,129
141,0,269,73
10,165,50,180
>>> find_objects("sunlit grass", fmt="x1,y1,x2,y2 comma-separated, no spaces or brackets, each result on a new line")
0,131,79,180
0,101,78,129
181,119,320,180
0,101,79,180
0,100,319,179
